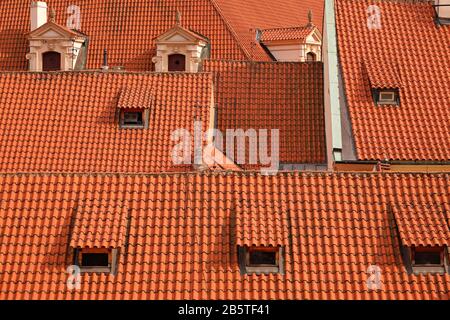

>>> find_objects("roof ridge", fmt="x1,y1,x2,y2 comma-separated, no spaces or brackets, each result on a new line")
0,171,446,178
262,25,313,31
207,0,255,60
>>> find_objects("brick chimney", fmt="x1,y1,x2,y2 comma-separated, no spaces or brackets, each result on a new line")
30,1,48,31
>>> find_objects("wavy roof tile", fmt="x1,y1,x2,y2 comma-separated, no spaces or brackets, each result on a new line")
335,0,450,161
0,71,213,173
260,26,315,42
70,199,130,249
203,60,326,167
393,203,450,247
0,0,324,70
0,172,449,300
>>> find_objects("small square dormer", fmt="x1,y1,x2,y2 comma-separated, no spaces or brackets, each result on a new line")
26,4,87,72
69,201,130,275
391,203,450,275
152,22,209,73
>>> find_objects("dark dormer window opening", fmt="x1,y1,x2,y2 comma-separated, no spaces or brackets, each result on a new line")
82,253,109,267
306,52,316,62
412,247,444,267
238,246,284,275
42,51,61,71
124,111,143,126
120,109,148,129
168,53,186,72
373,88,400,106
248,247,278,266
74,248,118,273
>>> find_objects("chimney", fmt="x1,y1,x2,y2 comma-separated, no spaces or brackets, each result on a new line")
101,49,109,71
30,1,48,31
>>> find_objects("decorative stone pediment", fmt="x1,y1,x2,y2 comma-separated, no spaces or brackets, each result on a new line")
27,20,86,71
153,24,209,72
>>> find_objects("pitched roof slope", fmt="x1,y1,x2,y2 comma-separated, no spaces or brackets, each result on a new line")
0,0,248,71
213,0,324,60
392,203,450,247
260,26,315,42
0,172,449,300
0,71,213,173
335,0,450,161
203,60,326,167
0,0,324,70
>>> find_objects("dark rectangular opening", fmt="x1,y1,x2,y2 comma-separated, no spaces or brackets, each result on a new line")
249,250,277,266
123,111,143,126
81,253,109,267
247,247,278,267
414,251,442,266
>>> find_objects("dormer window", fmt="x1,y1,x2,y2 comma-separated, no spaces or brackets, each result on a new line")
391,203,450,275
412,246,446,274
26,5,87,72
119,109,148,129
42,51,61,71
306,52,316,62
168,54,186,72
74,248,118,274
153,22,209,73
238,246,284,274
373,89,400,106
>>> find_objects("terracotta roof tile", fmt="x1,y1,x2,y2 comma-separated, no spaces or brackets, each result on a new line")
117,87,154,109
335,0,450,161
70,200,130,249
0,71,213,173
213,0,324,60
0,172,449,300
236,198,289,247
0,0,324,69
0,0,248,71
203,60,326,167
260,26,315,42
393,203,450,247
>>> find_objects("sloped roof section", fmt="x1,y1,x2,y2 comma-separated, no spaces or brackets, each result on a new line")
0,71,213,173
70,200,130,249
392,203,450,247
235,198,289,247
203,60,326,167
0,0,248,71
260,26,315,42
0,172,449,300
364,57,402,89
335,0,450,161
213,0,324,60
118,87,154,109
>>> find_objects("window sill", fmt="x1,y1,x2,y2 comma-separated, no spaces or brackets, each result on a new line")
120,125,145,129
412,266,446,275
245,266,279,274
80,266,111,274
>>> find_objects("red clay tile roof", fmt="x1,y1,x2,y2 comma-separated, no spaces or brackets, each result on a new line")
335,0,450,161
214,0,324,60
69,200,130,249
0,0,324,70
364,57,402,90
117,87,154,109
392,203,450,247
260,26,315,42
235,198,289,247
0,71,213,173
203,60,326,167
0,172,449,300
0,0,247,70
